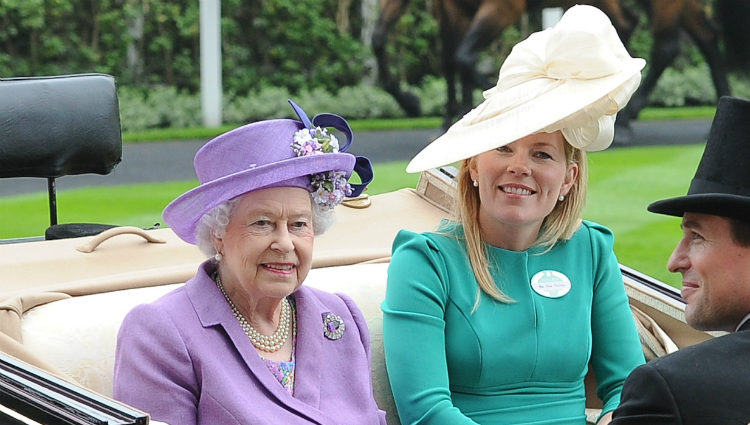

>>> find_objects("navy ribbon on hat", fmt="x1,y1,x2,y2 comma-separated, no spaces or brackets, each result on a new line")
288,99,373,197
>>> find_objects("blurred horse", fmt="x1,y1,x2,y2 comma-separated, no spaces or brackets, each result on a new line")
371,0,633,129
372,0,750,131
616,0,750,130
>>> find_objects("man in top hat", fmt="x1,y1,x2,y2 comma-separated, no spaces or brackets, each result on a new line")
610,96,750,424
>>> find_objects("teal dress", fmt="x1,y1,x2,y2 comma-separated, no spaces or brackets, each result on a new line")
382,221,644,425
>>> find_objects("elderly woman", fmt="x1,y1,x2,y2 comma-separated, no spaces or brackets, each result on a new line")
113,101,385,425
383,6,646,425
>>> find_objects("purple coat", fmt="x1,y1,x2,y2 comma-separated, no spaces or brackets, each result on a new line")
113,261,387,425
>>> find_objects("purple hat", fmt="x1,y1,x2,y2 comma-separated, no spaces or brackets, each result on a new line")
163,100,373,244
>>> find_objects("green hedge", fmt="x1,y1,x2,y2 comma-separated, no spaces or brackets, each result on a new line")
118,78,450,131
117,71,750,132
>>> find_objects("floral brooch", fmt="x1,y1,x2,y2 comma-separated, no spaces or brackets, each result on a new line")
291,126,353,210
322,312,346,340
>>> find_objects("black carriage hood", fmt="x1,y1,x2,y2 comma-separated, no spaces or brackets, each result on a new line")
0,73,122,178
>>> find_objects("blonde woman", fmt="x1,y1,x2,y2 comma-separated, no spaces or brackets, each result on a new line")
382,6,646,425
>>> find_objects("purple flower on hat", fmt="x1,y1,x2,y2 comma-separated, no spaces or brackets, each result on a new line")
292,126,352,209
292,129,320,155
287,99,373,202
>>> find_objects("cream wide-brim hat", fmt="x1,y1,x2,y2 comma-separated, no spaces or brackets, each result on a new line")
407,5,646,173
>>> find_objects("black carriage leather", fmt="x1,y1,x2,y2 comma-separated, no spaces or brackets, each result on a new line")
44,223,118,240
0,74,123,240
0,73,122,178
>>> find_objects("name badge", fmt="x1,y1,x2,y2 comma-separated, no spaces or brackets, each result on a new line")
530,270,571,298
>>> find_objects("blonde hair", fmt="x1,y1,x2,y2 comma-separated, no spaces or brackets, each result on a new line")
447,140,587,307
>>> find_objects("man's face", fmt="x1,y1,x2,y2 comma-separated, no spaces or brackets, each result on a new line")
668,212,750,332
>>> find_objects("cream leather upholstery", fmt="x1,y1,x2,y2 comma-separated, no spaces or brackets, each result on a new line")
1,186,450,425
18,263,401,424
21,283,182,398
0,181,698,425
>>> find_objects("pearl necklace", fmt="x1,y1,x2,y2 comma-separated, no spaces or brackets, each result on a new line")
215,273,293,352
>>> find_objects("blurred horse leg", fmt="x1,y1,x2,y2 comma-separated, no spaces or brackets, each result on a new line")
434,0,473,129
436,0,525,129
590,0,638,44
681,0,730,98
372,0,422,116
436,7,462,130
618,0,728,128
715,0,750,72
615,1,681,128
455,2,524,120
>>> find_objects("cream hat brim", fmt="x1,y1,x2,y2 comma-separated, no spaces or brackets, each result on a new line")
407,5,646,173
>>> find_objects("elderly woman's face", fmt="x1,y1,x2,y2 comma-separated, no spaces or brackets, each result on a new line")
214,186,314,301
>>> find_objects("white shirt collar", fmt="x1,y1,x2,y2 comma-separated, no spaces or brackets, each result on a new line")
735,313,750,332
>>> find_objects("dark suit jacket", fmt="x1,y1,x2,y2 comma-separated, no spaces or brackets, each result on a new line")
611,321,750,425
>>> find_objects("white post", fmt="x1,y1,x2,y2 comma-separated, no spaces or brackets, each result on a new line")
200,0,222,127
360,0,379,83
541,7,564,29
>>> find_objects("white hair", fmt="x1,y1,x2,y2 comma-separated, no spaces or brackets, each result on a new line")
194,193,335,257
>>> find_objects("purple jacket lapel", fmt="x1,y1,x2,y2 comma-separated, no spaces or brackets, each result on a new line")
186,263,336,424
290,286,325,407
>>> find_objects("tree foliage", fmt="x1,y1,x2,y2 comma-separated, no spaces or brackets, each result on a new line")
222,0,367,94
0,0,734,126
0,0,377,94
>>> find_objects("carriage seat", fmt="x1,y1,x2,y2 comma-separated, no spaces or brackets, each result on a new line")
0,73,122,239
0,184,455,425
4,262,403,425
0,180,683,425
3,260,696,425
0,261,676,425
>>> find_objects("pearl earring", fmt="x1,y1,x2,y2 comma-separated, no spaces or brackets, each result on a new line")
473,180,479,187
214,252,222,262
558,194,565,202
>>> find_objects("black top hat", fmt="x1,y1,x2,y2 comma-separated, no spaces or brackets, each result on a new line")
648,96,750,221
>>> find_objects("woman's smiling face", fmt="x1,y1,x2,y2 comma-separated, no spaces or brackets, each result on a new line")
214,186,314,302
469,131,577,248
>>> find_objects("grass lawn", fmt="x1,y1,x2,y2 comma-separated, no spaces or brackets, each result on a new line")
0,162,421,239
0,144,703,288
585,144,702,288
